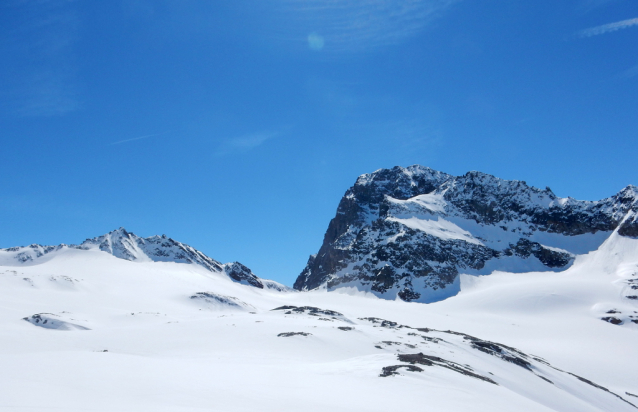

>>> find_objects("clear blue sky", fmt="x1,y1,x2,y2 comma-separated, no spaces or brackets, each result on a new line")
1,0,637,285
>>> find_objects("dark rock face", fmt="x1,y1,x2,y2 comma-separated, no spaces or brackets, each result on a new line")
295,166,638,302
505,238,573,268
223,262,264,289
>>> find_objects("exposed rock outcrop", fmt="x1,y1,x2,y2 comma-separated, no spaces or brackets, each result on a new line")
295,166,637,302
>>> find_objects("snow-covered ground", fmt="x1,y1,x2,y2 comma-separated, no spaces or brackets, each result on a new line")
1,234,637,411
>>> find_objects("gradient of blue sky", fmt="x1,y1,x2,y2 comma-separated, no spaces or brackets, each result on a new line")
1,0,637,285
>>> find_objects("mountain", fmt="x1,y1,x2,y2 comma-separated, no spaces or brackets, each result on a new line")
2,190,638,410
294,165,638,302
0,227,289,292
1,222,637,411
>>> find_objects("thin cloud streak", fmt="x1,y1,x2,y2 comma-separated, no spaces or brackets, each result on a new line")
575,0,618,15
578,17,638,37
110,131,171,146
279,0,459,52
215,132,279,156
8,0,82,117
620,64,638,79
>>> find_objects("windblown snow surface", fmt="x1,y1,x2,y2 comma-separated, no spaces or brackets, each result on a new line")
1,234,637,411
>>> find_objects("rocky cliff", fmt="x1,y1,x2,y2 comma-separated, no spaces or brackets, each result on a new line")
294,165,637,302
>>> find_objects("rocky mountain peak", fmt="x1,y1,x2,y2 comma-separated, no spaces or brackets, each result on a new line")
295,165,638,302
352,166,452,205
81,227,145,261
223,261,265,289
0,228,289,292
615,185,638,204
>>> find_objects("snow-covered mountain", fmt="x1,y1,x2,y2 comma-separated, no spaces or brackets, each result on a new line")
2,169,638,411
0,228,289,291
1,224,638,411
295,165,638,302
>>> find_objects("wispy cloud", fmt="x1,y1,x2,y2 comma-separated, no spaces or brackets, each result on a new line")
578,17,638,37
278,0,459,52
351,115,443,157
15,69,80,117
575,0,619,15
620,63,638,79
6,0,81,117
215,132,279,156
109,131,171,146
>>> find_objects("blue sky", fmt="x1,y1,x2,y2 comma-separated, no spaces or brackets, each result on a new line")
1,0,637,285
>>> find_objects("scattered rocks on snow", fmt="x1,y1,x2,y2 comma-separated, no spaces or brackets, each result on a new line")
271,306,352,323
358,317,409,329
407,332,442,344
378,348,497,383
395,352,498,384
368,320,637,407
23,313,90,330
601,316,623,325
379,364,424,377
625,279,638,290
375,341,417,350
277,332,312,337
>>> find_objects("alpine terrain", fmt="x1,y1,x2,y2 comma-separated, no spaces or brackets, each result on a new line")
295,165,638,302
0,227,289,291
1,167,637,411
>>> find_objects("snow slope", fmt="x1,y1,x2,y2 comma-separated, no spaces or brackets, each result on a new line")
1,232,637,411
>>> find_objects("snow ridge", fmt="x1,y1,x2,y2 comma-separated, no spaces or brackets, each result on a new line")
0,228,290,291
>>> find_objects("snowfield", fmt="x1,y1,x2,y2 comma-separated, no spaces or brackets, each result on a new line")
1,231,637,411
